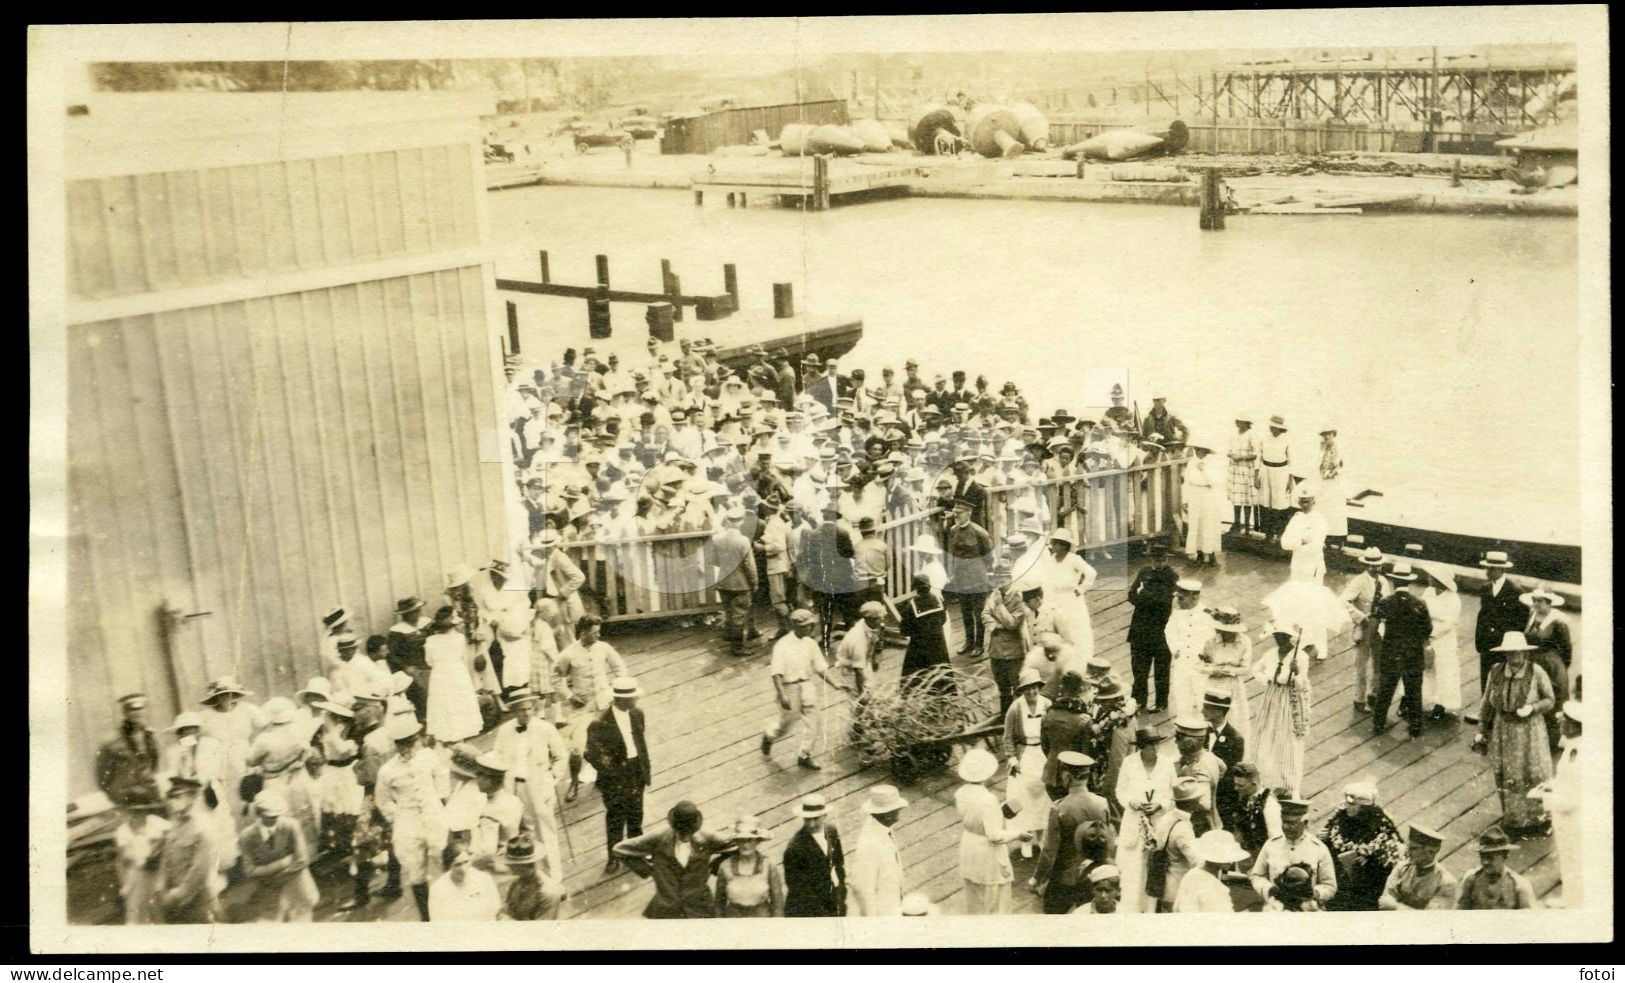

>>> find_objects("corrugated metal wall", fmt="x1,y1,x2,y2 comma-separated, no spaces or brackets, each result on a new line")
65,140,505,795
660,100,849,155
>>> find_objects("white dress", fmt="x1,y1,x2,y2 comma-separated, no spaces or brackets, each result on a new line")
1036,551,1097,659
1005,696,1053,837
1114,750,1176,914
1280,510,1328,583
1165,607,1213,722
1421,586,1464,712
425,631,485,743
1181,456,1225,556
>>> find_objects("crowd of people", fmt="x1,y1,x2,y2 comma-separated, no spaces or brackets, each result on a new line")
89,339,1583,922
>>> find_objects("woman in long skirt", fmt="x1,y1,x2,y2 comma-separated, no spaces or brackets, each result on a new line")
1197,608,1254,741
1520,585,1573,754
1251,626,1312,796
1034,528,1097,660
1316,428,1348,546
1418,564,1465,720
1181,444,1224,565
1471,632,1555,837
1113,728,1176,914
424,606,485,744
1002,670,1053,858
954,748,1031,914
1227,417,1262,535
897,574,951,687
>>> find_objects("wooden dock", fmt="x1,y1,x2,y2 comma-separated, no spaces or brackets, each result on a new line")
353,550,1567,922
692,157,922,210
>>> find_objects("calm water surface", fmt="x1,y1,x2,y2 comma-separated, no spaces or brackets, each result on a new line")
490,186,1580,545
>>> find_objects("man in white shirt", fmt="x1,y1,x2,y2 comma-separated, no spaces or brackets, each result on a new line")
1175,830,1248,912
848,785,909,917
444,752,525,873
373,717,450,921
556,616,628,801
490,688,569,881
760,609,851,770
1248,797,1338,908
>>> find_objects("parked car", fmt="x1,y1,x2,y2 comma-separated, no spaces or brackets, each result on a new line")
570,125,633,154
619,115,660,140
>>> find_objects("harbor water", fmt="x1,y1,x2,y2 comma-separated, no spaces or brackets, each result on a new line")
490,185,1580,548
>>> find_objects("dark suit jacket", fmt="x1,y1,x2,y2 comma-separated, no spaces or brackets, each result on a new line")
1039,704,1094,789
1474,578,1530,654
782,825,846,917
95,725,160,808
1209,723,1246,815
1127,565,1177,644
950,477,989,531
613,827,732,919
1376,592,1433,672
1036,787,1115,887
585,707,651,794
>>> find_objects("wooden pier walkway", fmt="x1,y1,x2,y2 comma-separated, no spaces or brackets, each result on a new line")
329,549,1565,922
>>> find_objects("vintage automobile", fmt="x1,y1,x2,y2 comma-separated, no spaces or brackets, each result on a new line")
567,123,633,154
618,115,660,140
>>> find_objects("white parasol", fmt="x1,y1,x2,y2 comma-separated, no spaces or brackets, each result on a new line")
1262,579,1352,642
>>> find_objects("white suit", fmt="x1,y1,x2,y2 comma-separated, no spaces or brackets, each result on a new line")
847,816,905,917
492,716,569,878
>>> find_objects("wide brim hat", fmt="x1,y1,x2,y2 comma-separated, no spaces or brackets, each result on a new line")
1359,547,1385,566
254,791,289,817
386,716,424,741
262,697,298,725
1490,630,1538,652
731,817,771,842
957,747,1000,783
862,784,910,814
1094,679,1126,702
1385,562,1418,582
610,676,643,698
1048,528,1076,548
1196,830,1250,865
200,678,251,703
797,795,829,818
1518,587,1564,607
1268,416,1288,431
297,677,333,701
1562,700,1582,722
445,565,478,589
313,699,354,718
1478,551,1515,569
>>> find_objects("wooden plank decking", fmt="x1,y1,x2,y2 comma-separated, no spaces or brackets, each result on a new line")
332,548,1568,922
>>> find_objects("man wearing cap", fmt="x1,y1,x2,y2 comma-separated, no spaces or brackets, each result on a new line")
97,694,163,810
1173,716,1227,833
1339,547,1391,714
1377,825,1457,910
782,794,847,917
374,717,451,921
585,677,652,873
237,791,319,921
446,752,528,874
1280,486,1329,583
763,609,851,770
1073,865,1123,915
835,601,889,698
710,505,760,656
1035,750,1114,913
1163,578,1210,719
1126,544,1178,713
943,496,995,658
162,710,241,878
1371,563,1434,739
613,800,733,918
155,777,220,923
1454,827,1536,909
1248,797,1337,907
1140,776,1206,912
848,785,909,917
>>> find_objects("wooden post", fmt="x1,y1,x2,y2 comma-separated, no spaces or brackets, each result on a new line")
726,192,736,208
1199,167,1226,231
694,189,704,206
645,302,675,343
505,299,521,355
669,274,683,322
1451,156,1463,187
595,254,610,288
723,263,739,311
773,283,795,319
538,250,551,284
1076,159,1086,180
588,285,612,339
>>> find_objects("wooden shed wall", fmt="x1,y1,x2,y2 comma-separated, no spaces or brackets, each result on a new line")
64,138,507,796
659,100,849,155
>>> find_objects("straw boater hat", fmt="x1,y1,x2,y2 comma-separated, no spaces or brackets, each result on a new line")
1386,561,1418,583
395,595,424,617
1479,550,1514,569
1175,578,1203,593
1196,830,1250,865
1173,716,1211,738
957,747,1000,784
1359,547,1385,566
1202,690,1233,713
797,795,828,818
502,834,537,866
862,785,909,815
611,676,643,699
321,607,348,628
1519,584,1564,607
1490,630,1538,652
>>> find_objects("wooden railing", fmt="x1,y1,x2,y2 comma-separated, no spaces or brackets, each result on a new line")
563,457,1190,624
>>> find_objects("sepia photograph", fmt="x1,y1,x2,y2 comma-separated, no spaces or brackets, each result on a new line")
26,11,1611,954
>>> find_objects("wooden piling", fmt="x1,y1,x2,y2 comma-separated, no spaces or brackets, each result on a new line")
595,254,610,288
669,275,684,322
645,302,675,343
723,264,739,312
694,189,704,206
588,285,612,339
1199,167,1226,231
773,283,795,319
538,250,551,284
505,299,521,354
